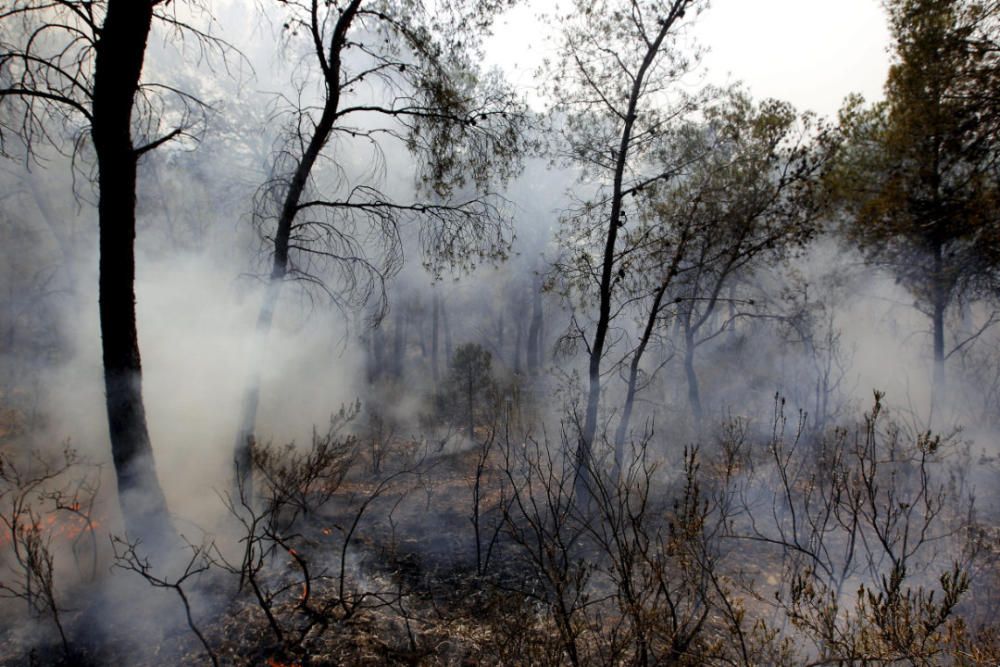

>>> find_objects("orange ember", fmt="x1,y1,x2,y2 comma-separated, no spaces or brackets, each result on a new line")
266,658,302,667
1,511,99,549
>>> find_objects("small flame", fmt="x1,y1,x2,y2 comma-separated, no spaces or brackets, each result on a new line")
1,511,99,549
266,658,302,667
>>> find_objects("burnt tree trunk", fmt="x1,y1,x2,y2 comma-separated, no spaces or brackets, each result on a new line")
574,17,685,505
234,0,363,491
577,4,690,505
92,0,173,546
613,280,669,478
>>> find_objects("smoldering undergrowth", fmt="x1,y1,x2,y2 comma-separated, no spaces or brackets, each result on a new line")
1,376,998,666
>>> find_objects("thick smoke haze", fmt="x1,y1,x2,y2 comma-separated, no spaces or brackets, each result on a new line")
0,1,997,665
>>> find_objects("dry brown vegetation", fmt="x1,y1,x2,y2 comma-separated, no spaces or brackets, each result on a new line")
1,388,998,666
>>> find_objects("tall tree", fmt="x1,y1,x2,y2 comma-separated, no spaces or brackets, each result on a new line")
235,0,527,488
547,0,705,500
588,90,822,471
668,93,823,425
0,0,221,546
829,0,1000,412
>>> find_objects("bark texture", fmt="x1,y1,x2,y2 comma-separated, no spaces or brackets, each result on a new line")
93,0,173,546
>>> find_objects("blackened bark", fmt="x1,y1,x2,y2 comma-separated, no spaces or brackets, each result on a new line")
93,0,173,546
578,4,689,504
613,281,669,478
234,0,364,489
614,227,690,474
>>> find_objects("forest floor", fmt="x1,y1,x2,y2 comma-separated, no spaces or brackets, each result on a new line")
2,424,1000,666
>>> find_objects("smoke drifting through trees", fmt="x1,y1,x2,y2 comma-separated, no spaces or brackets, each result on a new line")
0,0,998,665
233,0,527,496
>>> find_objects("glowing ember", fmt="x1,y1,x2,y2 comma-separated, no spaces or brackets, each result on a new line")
0,511,99,549
266,658,301,667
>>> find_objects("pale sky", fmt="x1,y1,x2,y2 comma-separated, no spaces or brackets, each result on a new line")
485,0,892,118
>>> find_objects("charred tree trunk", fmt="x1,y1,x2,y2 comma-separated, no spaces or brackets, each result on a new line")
611,222,691,477
92,0,173,546
613,281,669,478
577,6,687,504
234,0,363,491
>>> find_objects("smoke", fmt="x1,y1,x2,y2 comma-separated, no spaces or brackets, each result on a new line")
0,2,997,664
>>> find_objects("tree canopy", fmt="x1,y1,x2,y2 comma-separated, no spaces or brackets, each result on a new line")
828,0,1000,398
